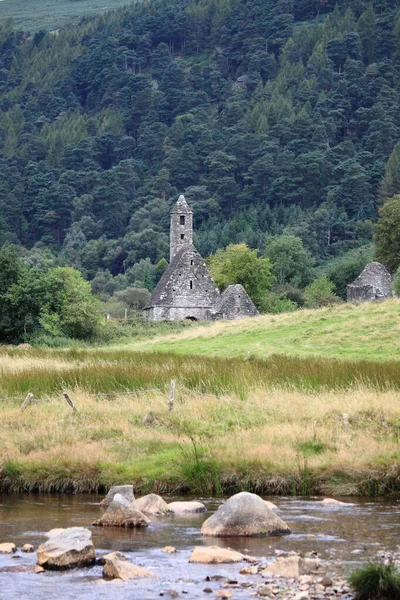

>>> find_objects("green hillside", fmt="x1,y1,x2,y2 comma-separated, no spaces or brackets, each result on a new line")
0,0,132,32
1,0,400,290
2,0,400,346
129,300,400,362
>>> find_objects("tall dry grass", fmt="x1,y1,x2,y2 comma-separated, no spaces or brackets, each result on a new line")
1,384,400,495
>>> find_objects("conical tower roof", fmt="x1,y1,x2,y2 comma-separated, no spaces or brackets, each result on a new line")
171,194,193,214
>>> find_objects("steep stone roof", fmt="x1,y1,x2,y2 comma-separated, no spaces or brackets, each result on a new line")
145,245,220,309
347,261,393,301
171,194,193,214
215,284,259,319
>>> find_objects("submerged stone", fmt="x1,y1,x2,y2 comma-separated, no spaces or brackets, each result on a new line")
168,501,206,514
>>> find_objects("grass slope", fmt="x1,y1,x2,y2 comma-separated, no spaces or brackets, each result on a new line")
0,0,132,32
1,301,400,496
129,301,400,362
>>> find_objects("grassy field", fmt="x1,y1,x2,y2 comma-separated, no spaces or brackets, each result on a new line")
1,340,400,496
0,0,132,32
129,300,400,362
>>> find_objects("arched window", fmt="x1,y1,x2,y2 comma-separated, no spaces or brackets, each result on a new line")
180,215,185,225
190,280,193,289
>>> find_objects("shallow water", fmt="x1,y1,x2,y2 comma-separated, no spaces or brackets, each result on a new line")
0,494,399,599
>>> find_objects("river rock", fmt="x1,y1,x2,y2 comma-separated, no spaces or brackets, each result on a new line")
0,543,16,554
21,544,34,553
320,575,333,587
262,556,319,579
134,493,172,516
264,501,279,512
216,591,233,599
189,546,245,564
100,485,135,507
162,546,177,553
322,498,348,506
0,564,38,573
37,527,96,570
201,492,291,537
102,551,156,581
94,493,150,528
44,528,66,538
257,584,275,597
168,501,206,514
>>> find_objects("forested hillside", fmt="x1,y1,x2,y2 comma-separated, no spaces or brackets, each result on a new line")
1,0,400,298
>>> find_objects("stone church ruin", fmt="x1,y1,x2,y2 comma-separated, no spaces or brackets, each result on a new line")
143,195,259,321
346,261,394,302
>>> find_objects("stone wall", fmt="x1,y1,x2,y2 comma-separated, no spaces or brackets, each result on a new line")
143,306,212,321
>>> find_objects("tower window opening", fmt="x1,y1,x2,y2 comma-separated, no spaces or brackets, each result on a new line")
190,259,193,265
180,215,185,225
181,233,185,240
190,280,193,289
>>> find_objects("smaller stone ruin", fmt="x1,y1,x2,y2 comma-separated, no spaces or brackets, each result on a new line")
346,261,393,303
214,284,259,320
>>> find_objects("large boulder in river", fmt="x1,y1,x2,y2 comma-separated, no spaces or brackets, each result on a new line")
100,485,135,507
134,493,172,516
264,500,279,512
201,492,291,537
93,493,150,528
168,501,206,514
102,551,156,581
37,527,95,570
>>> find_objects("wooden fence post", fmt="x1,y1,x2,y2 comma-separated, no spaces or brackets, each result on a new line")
169,380,175,411
63,391,77,411
20,393,34,412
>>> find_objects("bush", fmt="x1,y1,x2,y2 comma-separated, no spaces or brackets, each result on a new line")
303,276,341,308
323,246,373,300
274,284,304,307
393,267,400,296
115,287,150,310
349,563,400,600
261,291,297,314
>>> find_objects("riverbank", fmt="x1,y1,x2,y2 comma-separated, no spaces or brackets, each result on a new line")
1,342,400,496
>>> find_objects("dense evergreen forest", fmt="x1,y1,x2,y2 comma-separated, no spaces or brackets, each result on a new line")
1,0,400,302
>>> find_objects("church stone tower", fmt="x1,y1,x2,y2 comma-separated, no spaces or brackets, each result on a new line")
170,195,193,261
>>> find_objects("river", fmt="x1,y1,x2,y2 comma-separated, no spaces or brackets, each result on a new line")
0,494,399,599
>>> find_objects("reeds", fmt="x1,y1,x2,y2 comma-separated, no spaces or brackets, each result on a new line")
1,350,400,399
